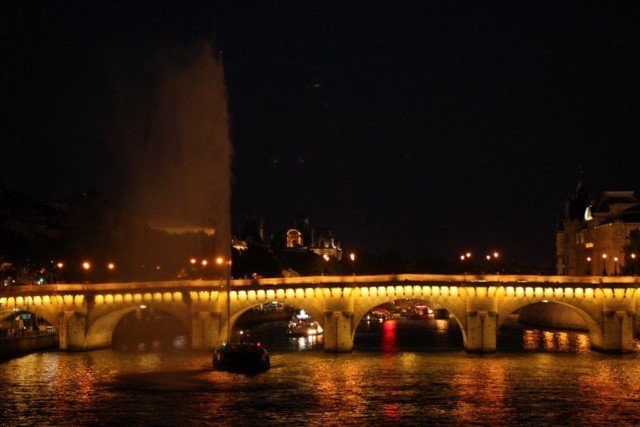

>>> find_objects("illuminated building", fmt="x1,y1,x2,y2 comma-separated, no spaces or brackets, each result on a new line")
285,215,343,260
556,178,640,275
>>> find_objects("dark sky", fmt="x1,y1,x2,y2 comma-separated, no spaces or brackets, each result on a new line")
3,1,640,268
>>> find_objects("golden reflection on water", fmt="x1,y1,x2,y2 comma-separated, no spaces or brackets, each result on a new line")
523,329,590,352
310,356,368,423
450,359,511,424
576,359,640,424
434,319,449,334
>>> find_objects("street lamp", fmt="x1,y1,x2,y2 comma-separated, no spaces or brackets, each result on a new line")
349,252,356,275
613,257,619,276
460,252,472,273
631,253,637,276
601,254,608,276
107,262,115,271
485,252,500,274
82,261,91,271
586,256,592,275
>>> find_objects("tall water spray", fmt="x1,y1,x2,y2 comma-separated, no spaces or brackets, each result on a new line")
102,9,232,280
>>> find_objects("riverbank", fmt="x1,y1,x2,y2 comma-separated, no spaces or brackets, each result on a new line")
0,333,57,361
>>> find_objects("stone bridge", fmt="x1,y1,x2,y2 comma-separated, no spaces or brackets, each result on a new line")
1,274,638,353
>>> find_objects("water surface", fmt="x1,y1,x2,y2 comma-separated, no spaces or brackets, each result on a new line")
1,319,639,426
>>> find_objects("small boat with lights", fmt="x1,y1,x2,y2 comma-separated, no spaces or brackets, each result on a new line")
287,310,323,337
212,342,270,373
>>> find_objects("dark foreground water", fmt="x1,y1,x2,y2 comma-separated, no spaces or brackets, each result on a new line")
1,319,639,426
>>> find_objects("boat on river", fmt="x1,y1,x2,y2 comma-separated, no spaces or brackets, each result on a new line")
287,309,323,337
212,342,270,373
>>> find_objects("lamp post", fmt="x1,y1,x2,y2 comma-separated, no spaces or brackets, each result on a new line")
631,253,637,276
613,256,619,276
460,252,471,273
349,252,356,276
82,261,91,283
601,254,608,276
586,256,592,276
485,251,500,274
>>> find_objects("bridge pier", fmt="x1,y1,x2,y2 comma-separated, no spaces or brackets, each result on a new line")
323,296,354,352
595,292,636,353
58,311,87,350
465,310,498,353
191,311,221,350
598,310,635,353
323,311,354,352
464,293,498,353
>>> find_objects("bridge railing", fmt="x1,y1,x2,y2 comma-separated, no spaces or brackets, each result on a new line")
0,274,639,297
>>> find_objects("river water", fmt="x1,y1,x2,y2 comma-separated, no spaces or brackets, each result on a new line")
1,318,639,426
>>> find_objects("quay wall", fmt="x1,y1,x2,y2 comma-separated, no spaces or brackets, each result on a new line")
0,334,57,361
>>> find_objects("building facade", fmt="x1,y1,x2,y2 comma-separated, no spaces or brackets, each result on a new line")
285,215,343,260
556,181,640,275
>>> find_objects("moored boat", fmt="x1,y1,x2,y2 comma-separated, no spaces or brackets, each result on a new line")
287,310,323,337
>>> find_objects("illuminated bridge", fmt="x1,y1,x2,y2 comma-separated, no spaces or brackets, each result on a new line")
1,275,639,353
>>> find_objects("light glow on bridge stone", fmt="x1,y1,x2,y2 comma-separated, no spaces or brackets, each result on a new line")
16,296,24,305
585,288,594,300
143,293,152,302
105,294,114,304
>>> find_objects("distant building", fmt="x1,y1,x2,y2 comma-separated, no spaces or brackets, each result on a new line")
556,178,640,275
285,215,342,260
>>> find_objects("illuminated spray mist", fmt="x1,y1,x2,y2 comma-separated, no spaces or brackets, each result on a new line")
104,15,231,279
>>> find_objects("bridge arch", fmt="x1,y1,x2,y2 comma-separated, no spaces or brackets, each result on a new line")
0,307,57,328
225,297,324,342
498,297,603,349
85,301,191,349
351,287,469,347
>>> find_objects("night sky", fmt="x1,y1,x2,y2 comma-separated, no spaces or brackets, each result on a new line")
3,2,640,268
